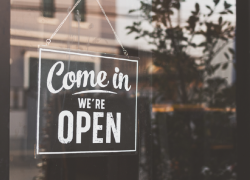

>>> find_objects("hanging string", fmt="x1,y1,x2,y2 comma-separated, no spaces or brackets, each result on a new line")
45,0,82,46
44,0,128,57
95,0,128,56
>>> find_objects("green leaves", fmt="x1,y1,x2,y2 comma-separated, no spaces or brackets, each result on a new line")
219,1,233,14
126,1,236,179
187,3,201,32
213,0,220,6
206,5,212,11
172,1,181,10
125,22,142,35
128,9,136,13
218,16,223,25
206,5,214,16
224,52,229,60
187,15,199,32
198,42,206,47
126,0,235,106
227,10,233,14
222,63,228,70
195,3,200,13
228,48,235,55
224,1,232,9
192,3,200,15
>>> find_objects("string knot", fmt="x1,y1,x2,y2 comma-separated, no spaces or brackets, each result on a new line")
123,49,128,57
46,39,51,46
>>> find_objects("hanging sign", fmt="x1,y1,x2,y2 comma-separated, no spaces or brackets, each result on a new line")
36,48,139,156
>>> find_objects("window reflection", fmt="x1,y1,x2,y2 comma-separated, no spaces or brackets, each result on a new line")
74,0,86,22
126,0,236,179
42,0,55,18
10,0,236,180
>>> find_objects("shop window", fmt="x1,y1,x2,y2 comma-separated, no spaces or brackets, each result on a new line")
42,0,55,18
74,0,86,22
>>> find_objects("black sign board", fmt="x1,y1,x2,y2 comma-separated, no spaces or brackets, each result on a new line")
36,48,139,156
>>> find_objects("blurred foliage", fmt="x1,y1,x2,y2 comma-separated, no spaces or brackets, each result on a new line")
127,0,236,180
127,0,235,106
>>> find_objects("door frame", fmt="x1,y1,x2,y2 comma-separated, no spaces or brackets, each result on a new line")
236,0,250,179
0,0,249,179
0,0,10,179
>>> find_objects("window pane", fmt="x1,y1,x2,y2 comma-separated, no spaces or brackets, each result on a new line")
9,0,237,179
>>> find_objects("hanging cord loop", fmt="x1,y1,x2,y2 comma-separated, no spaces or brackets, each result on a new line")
44,0,128,56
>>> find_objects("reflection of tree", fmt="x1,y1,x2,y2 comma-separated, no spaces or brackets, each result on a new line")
127,0,236,179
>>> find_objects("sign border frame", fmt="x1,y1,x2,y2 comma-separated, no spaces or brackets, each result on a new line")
36,48,138,155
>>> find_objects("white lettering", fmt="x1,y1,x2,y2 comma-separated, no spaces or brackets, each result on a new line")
119,73,131,91
97,71,109,87
113,67,119,89
112,67,131,91
101,99,105,109
76,111,91,144
58,110,74,144
95,99,100,109
106,112,121,143
78,98,87,108
47,62,131,93
87,98,91,108
93,112,104,143
47,61,64,93
63,72,76,90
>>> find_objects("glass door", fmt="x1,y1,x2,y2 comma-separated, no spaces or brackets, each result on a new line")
0,0,247,180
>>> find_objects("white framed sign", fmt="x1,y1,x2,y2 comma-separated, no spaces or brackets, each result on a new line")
36,47,139,156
